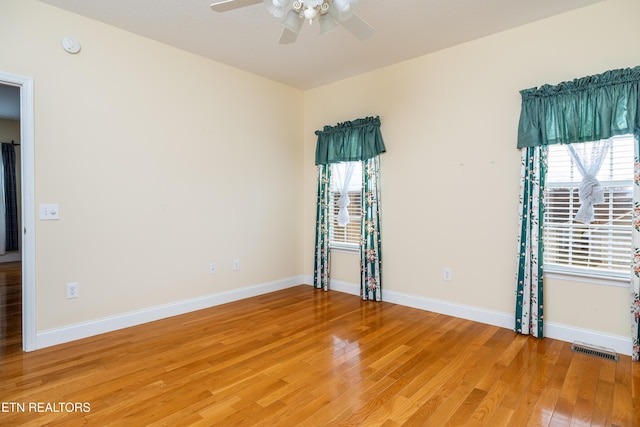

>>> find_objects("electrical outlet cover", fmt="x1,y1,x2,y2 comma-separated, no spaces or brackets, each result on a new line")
66,282,78,299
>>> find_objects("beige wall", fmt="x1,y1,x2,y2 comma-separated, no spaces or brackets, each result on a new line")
303,0,640,338
0,0,304,330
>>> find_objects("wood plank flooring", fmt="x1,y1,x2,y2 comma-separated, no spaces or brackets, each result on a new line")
0,262,638,426
0,262,22,357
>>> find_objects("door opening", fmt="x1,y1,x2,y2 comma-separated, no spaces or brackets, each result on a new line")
0,72,35,351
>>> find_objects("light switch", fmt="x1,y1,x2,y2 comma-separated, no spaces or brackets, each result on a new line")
39,203,59,220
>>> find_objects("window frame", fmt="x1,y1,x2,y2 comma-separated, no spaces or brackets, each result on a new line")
542,136,634,286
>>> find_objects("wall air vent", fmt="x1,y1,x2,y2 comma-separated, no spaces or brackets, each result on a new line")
570,341,619,362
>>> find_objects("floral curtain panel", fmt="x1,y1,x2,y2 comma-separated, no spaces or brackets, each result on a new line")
314,116,386,300
361,157,383,301
516,66,640,361
515,146,546,338
633,136,640,361
313,164,331,291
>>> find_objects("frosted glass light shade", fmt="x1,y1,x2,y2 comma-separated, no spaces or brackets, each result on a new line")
333,0,351,12
264,0,290,17
303,7,318,21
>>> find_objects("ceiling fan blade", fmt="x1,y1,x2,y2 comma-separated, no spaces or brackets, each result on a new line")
210,0,262,13
279,27,298,45
339,13,375,40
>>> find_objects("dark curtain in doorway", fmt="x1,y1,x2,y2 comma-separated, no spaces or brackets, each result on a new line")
1,143,18,251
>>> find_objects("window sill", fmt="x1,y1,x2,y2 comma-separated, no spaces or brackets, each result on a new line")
543,267,630,288
330,244,359,254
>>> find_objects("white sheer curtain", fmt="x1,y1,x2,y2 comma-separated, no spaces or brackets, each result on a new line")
331,161,358,226
566,139,612,224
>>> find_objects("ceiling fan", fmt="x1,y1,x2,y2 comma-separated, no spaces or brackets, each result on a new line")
210,0,375,45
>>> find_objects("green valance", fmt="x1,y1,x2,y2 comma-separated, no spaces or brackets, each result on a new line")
517,66,640,148
315,116,386,165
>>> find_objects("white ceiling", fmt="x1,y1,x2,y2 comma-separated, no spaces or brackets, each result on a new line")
36,0,602,90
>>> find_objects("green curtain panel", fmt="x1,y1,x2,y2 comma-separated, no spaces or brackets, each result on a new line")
315,116,386,165
361,157,382,301
515,146,546,338
313,164,331,291
518,66,640,149
313,116,385,299
516,66,640,360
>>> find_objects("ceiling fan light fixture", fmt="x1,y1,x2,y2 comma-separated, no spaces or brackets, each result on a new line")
303,6,318,22
212,0,374,44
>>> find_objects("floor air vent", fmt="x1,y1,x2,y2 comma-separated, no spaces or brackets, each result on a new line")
571,341,619,362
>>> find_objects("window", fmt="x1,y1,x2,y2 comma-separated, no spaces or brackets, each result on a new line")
329,162,362,250
544,135,634,281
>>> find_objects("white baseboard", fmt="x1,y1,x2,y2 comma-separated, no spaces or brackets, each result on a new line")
301,276,633,356
35,275,305,350
37,275,633,356
543,322,631,356
383,289,515,328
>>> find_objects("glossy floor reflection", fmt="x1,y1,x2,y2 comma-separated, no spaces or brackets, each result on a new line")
0,282,637,425
0,261,21,357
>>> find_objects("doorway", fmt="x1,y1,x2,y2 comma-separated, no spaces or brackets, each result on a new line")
0,72,35,351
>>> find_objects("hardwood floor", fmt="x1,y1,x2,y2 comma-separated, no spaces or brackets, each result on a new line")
0,263,638,425
0,262,22,356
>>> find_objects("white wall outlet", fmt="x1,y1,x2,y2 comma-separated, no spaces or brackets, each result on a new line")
209,263,216,274
233,259,240,271
39,203,59,220
66,282,78,299
443,268,452,281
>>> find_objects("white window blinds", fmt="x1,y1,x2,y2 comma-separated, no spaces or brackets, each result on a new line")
544,136,634,279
